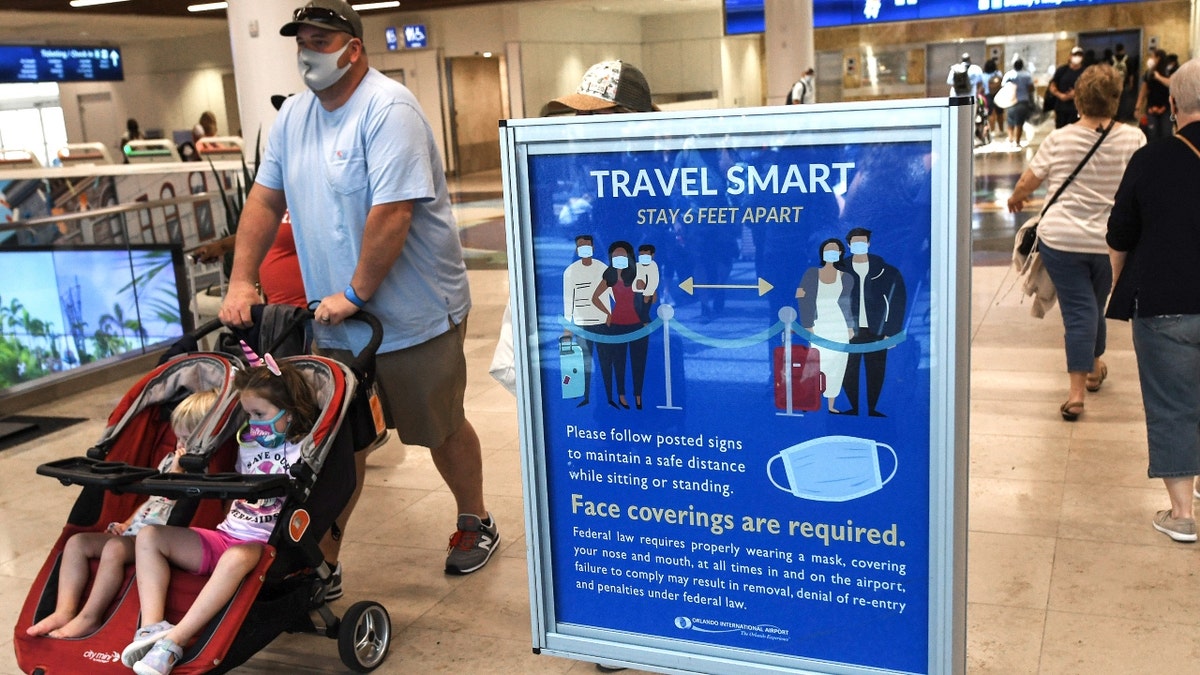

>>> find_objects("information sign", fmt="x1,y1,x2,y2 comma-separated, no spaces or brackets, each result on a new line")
0,45,124,84
403,25,427,49
501,99,971,674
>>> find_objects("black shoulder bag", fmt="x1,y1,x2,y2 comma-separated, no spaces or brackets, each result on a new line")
1017,120,1115,256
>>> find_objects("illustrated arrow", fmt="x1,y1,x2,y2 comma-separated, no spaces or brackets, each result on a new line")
679,276,774,296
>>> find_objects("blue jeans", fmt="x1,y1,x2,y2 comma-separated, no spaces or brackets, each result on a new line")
1037,242,1111,372
1133,314,1200,478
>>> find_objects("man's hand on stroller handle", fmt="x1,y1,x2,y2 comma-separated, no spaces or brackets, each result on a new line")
220,281,263,328
315,292,360,326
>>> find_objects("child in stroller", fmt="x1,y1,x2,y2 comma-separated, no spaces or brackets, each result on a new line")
25,390,219,640
121,353,318,675
16,310,393,674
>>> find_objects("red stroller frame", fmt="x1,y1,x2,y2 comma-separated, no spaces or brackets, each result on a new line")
14,312,392,674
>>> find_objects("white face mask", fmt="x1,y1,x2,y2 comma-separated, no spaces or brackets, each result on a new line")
298,42,352,92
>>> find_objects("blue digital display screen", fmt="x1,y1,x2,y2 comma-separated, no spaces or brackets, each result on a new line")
0,45,124,84
725,0,1142,33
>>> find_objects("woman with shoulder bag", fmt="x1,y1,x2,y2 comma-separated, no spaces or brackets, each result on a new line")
1007,64,1146,421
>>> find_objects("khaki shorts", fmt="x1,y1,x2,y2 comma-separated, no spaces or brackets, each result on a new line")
323,317,468,449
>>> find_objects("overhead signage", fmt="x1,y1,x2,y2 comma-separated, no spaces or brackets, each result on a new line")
500,99,972,674
725,0,1142,32
0,45,124,84
402,24,427,49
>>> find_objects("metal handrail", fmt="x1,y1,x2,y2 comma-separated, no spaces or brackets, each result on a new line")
0,191,223,233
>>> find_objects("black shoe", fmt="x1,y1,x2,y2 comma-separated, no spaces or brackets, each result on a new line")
833,408,858,415
608,400,620,410
869,410,886,418
618,397,630,409
577,399,590,407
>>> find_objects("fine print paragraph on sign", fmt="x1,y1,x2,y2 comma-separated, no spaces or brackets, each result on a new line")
564,423,910,616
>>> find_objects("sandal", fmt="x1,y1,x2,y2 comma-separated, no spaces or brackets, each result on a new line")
1060,400,1084,421
1086,363,1108,393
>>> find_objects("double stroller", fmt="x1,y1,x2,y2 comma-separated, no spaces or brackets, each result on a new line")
13,307,391,674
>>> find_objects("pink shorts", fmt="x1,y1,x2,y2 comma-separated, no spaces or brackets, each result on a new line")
190,527,248,575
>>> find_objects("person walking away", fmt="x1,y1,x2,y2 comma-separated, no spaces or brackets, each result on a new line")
984,58,1005,136
220,0,498,577
1006,64,1145,421
1002,58,1036,147
1106,58,1200,543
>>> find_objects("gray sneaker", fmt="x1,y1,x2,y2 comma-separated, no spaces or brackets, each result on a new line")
1153,510,1197,542
445,513,499,575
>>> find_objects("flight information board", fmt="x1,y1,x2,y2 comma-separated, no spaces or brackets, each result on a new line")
0,45,124,84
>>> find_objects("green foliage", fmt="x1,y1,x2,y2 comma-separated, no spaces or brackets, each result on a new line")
209,127,264,278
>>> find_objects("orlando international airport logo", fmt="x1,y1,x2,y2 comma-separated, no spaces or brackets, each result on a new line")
674,616,790,643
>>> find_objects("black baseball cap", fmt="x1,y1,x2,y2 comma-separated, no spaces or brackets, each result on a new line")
280,0,362,40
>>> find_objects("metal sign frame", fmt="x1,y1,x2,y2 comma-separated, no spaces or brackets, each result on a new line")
500,98,971,675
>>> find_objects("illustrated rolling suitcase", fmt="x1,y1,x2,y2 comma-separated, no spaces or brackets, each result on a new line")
560,336,586,399
773,344,824,411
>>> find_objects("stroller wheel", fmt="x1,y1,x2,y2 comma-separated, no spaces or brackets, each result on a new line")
338,600,391,672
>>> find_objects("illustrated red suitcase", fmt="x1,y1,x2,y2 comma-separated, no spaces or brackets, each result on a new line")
773,345,824,411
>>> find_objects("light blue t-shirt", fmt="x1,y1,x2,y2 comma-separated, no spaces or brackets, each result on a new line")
256,68,471,353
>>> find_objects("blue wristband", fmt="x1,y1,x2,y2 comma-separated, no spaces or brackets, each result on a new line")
344,284,366,308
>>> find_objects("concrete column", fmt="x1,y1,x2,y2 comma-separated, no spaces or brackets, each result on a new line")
1191,0,1199,60
764,0,816,106
225,0,304,158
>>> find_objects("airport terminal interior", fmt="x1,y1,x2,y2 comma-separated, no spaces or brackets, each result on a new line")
2,1,1199,673
2,124,1198,673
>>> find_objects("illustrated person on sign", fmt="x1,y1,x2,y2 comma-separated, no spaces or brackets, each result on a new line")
634,243,660,323
836,227,906,417
591,240,651,410
796,238,856,413
562,234,609,406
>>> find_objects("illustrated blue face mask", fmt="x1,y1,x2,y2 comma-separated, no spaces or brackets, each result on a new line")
612,255,629,270
242,409,287,449
767,435,897,502
849,241,870,256
822,250,841,263
638,254,652,265
577,245,593,259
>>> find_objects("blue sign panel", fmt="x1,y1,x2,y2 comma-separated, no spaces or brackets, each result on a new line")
0,45,124,84
532,143,929,671
385,27,399,51
403,24,427,49
502,101,971,674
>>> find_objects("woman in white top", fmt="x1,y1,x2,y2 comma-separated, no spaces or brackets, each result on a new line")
796,238,857,413
1007,64,1146,421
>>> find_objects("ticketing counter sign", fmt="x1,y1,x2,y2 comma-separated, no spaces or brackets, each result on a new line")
500,98,972,674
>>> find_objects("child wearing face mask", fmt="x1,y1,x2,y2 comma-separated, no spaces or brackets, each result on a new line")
120,351,318,675
26,390,218,640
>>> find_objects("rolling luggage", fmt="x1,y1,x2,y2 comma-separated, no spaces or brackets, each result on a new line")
773,344,824,412
560,336,586,399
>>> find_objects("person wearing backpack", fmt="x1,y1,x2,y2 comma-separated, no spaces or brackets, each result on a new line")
946,53,983,98
787,68,815,104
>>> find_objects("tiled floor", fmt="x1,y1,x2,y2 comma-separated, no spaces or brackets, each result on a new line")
2,119,1185,674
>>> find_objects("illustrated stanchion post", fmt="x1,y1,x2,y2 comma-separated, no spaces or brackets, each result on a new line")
656,304,682,410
